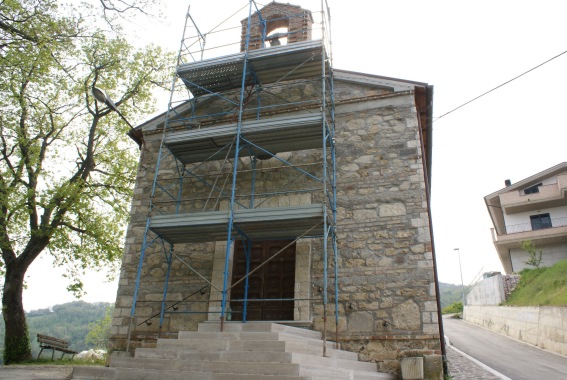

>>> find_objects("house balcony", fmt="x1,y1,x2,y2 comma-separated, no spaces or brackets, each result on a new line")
491,217,567,249
499,174,567,214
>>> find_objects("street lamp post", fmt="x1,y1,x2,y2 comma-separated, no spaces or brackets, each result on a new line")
454,248,465,311
92,86,144,149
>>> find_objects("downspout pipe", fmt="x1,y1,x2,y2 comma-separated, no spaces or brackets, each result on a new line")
417,85,448,377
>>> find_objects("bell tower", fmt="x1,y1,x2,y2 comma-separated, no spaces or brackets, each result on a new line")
240,2,313,51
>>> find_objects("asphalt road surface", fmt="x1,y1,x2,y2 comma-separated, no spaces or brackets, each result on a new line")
443,316,567,380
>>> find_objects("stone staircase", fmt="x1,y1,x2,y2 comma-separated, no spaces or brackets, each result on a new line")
72,322,395,380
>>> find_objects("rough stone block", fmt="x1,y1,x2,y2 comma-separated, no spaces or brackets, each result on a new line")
354,209,378,220
380,203,406,217
423,354,443,380
392,300,420,330
401,357,423,380
424,301,437,312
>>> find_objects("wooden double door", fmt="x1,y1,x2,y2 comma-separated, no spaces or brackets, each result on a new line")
230,240,296,321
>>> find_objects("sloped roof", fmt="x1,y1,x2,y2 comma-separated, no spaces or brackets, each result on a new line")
485,162,567,202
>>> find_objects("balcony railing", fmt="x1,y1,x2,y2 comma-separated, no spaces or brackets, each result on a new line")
505,217,567,234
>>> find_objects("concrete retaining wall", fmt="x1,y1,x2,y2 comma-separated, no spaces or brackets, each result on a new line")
466,275,505,306
464,305,567,357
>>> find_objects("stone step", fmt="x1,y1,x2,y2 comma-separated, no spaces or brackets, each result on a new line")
73,366,312,380
72,366,210,380
141,346,296,361
73,322,394,380
177,331,281,341
198,321,322,340
153,337,357,361
133,348,372,372
213,375,311,380
154,335,358,360
110,356,302,376
177,350,294,363
300,364,396,380
290,352,377,371
157,338,288,352
349,371,397,380
177,330,339,352
276,333,341,349
283,340,358,361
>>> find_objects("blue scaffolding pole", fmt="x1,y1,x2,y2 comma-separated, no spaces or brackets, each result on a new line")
219,0,254,331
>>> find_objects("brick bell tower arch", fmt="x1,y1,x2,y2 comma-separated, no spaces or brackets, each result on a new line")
240,2,313,51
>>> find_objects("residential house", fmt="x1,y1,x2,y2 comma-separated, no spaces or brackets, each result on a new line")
485,162,567,273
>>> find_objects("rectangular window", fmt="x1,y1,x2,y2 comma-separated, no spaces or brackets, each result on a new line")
530,213,552,230
523,183,542,195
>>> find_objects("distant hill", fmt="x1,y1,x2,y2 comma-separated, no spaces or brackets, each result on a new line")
0,301,112,358
438,282,469,309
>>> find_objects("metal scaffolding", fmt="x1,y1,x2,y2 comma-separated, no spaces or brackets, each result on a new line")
127,0,339,351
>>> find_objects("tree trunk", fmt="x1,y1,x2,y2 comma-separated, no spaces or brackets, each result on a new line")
2,262,32,364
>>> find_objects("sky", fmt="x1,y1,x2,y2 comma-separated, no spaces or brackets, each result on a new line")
22,0,567,310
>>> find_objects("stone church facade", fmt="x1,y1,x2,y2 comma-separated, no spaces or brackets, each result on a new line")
110,2,442,376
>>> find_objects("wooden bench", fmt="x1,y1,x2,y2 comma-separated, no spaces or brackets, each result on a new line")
37,334,77,360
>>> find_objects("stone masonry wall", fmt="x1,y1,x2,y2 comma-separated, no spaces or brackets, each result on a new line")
319,94,440,374
503,274,520,300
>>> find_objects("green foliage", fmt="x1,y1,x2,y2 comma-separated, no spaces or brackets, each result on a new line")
441,301,463,315
0,0,172,290
3,326,31,364
504,259,567,306
520,240,542,269
0,301,112,359
0,0,172,363
438,282,469,310
85,305,113,350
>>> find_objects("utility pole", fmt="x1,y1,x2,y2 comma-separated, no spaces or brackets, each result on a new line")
454,248,465,312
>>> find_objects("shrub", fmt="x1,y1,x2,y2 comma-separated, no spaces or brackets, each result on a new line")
442,301,463,315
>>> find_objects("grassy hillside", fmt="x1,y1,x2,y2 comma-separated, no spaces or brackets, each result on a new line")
504,259,567,306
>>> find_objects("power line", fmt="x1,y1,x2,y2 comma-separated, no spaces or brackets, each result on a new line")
434,49,567,122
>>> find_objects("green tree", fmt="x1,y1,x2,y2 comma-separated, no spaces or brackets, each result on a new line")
0,0,171,363
441,301,463,315
521,240,543,269
85,305,114,350
438,282,469,309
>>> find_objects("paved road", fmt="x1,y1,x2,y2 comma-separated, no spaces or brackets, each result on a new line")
443,316,567,380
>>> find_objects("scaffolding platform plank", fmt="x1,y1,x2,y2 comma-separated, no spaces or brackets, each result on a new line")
177,40,328,96
149,204,324,243
165,113,325,163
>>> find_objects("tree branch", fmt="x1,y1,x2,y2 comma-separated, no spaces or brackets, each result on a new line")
99,0,148,15
0,20,38,44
